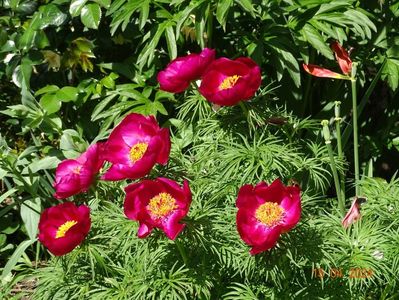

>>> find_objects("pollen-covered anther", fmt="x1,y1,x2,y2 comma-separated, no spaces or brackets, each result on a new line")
129,142,148,163
73,166,82,174
255,202,285,227
147,192,178,218
55,220,78,239
219,75,241,90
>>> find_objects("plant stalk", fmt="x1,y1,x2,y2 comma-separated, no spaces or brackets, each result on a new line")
334,101,345,202
351,64,360,196
239,101,249,119
175,239,188,265
321,120,344,214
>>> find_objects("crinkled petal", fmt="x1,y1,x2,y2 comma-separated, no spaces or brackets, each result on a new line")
156,128,171,165
331,41,352,75
137,223,153,238
303,64,348,79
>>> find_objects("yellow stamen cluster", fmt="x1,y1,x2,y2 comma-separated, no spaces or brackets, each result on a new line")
219,75,241,90
73,166,82,174
255,202,284,227
129,142,148,163
55,220,78,239
147,193,178,219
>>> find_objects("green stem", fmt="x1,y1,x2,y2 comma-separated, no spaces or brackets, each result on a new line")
175,239,188,265
239,101,249,119
351,64,360,196
322,120,344,215
334,101,345,204
206,4,213,48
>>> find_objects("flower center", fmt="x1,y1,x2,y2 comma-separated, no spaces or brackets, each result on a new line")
129,142,148,163
219,75,241,90
147,193,178,219
73,166,82,174
55,220,78,239
255,202,284,227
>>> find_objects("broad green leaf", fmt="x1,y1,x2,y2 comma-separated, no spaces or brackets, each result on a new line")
40,4,68,28
382,59,399,91
100,76,115,89
20,198,41,240
165,25,177,60
29,156,61,173
1,239,36,280
0,214,19,234
40,93,61,114
235,0,255,17
70,0,88,17
35,85,59,96
94,0,111,8
56,86,79,102
392,137,399,152
81,3,102,29
301,24,333,59
216,0,233,30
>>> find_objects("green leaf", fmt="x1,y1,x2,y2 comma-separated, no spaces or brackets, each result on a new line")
56,86,79,102
383,59,399,91
70,0,88,17
392,137,399,152
94,0,111,8
301,24,333,59
40,4,68,28
235,0,255,17
1,239,36,280
40,93,61,114
81,3,102,29
35,85,59,96
0,189,17,206
100,76,115,89
20,198,41,240
165,25,177,60
216,0,233,30
29,156,61,173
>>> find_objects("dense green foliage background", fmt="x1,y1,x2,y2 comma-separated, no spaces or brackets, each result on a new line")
0,0,399,299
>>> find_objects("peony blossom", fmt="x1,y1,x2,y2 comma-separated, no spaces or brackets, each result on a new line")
38,202,91,256
124,177,191,240
54,143,104,199
101,113,171,181
342,197,365,228
236,179,301,255
199,57,261,106
303,41,352,79
157,48,215,93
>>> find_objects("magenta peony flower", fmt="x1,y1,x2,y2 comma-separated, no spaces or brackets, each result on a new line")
236,179,301,255
101,113,171,181
54,143,104,199
124,177,192,240
199,57,261,106
303,41,352,79
157,48,215,93
38,202,91,256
